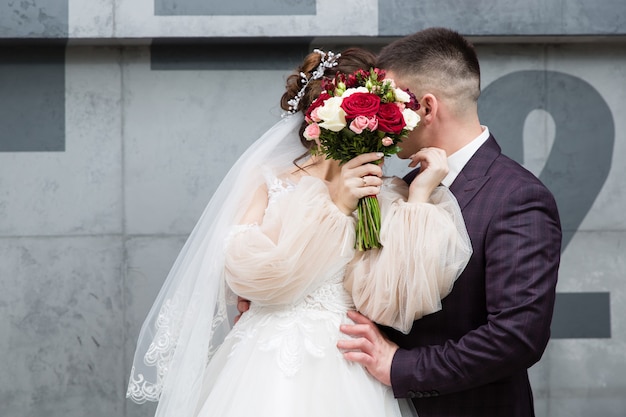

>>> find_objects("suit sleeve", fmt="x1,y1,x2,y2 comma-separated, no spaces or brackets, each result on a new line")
390,181,562,397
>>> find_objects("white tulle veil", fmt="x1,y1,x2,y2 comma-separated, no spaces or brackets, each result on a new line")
126,114,307,416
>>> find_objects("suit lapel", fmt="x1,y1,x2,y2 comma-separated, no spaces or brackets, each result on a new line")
449,136,501,210
449,175,490,210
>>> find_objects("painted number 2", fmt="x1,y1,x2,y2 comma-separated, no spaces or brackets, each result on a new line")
479,70,614,339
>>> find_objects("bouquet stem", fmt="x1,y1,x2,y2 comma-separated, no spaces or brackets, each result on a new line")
355,195,382,251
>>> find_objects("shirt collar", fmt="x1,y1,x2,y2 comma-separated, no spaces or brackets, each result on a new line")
441,126,490,187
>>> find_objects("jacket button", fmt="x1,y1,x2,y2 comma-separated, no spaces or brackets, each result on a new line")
407,391,416,398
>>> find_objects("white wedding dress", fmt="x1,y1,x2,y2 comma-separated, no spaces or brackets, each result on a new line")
190,174,471,417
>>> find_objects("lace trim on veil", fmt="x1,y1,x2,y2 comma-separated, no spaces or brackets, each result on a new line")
126,284,229,403
126,293,183,403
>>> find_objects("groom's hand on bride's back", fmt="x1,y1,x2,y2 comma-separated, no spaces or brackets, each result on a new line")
234,296,250,324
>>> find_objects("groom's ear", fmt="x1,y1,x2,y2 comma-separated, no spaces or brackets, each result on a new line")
419,93,437,122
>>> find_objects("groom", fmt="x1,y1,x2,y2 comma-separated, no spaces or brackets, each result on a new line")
338,28,562,416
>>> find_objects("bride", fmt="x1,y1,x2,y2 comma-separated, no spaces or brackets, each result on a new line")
127,47,472,417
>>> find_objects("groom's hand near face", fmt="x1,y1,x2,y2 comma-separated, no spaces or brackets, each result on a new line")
338,310,399,386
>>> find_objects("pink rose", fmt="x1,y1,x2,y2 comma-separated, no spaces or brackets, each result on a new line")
305,92,330,120
310,107,322,122
367,116,378,130
304,123,321,140
381,137,394,146
349,115,369,134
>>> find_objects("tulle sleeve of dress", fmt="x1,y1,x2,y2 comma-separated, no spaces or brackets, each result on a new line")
224,176,356,306
344,177,472,334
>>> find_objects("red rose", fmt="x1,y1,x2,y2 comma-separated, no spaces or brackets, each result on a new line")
305,92,330,120
340,92,381,119
345,73,359,88
321,78,334,93
405,89,420,111
377,102,406,134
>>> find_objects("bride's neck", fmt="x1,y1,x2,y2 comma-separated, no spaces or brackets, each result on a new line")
299,155,341,182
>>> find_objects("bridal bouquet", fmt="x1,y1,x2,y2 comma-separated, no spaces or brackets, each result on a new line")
303,68,420,250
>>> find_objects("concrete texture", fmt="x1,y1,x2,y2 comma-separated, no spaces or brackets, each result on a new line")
3,0,626,40
0,0,67,38
113,0,378,38
0,236,125,417
531,231,626,417
0,45,65,152
155,0,315,16
379,0,626,36
0,1,625,417
0,46,122,237
122,46,288,235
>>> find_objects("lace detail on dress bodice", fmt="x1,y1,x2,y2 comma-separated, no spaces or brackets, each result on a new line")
298,269,353,314
225,176,296,243
267,176,296,205
227,268,353,377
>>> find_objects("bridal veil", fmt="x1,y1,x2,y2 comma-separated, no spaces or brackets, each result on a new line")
127,114,306,416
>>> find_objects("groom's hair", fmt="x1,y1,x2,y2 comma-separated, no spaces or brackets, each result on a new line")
377,27,481,110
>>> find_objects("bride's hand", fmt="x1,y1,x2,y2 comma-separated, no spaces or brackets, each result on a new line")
407,147,448,203
331,152,384,214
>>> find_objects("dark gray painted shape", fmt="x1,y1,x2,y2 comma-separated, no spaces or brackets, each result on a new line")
151,41,311,70
478,70,614,252
0,45,65,152
155,0,315,16
378,0,626,36
0,0,68,38
551,292,611,338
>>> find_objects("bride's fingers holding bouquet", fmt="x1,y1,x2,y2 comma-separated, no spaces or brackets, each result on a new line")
408,147,449,203
343,152,384,175
360,175,383,188
332,152,383,214
345,153,383,188
356,176,382,202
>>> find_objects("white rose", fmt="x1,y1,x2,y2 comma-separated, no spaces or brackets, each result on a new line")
394,88,411,103
341,86,369,98
317,97,347,132
402,109,420,131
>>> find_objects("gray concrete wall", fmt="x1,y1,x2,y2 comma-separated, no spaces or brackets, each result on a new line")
2,0,625,39
1,1,625,417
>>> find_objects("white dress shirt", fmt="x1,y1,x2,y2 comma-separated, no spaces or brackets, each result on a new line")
441,126,491,187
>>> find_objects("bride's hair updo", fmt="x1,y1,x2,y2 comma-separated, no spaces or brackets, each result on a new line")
280,47,377,152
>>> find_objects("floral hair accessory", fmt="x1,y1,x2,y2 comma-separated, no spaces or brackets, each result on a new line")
285,49,341,116
303,67,421,250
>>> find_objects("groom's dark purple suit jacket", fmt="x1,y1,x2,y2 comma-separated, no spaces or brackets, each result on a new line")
386,135,562,417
